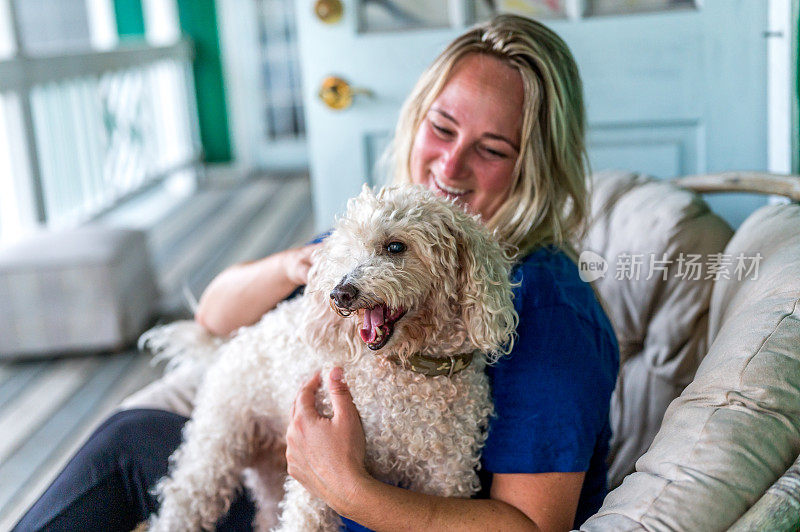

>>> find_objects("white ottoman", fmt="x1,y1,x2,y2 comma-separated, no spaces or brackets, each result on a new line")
0,226,159,358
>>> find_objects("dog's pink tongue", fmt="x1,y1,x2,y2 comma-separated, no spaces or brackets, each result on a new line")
359,306,385,343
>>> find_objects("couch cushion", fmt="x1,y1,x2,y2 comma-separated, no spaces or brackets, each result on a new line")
582,170,733,488
0,226,158,357
581,203,800,530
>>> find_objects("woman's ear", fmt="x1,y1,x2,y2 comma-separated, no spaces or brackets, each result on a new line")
456,223,518,361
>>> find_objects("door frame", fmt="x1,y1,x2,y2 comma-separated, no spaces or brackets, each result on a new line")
767,0,798,173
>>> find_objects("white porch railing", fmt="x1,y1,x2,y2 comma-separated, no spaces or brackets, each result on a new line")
0,40,201,244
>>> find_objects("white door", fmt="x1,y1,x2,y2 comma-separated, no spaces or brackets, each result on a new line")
295,0,772,229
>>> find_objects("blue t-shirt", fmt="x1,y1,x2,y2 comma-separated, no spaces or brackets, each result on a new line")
477,245,619,526
341,246,619,531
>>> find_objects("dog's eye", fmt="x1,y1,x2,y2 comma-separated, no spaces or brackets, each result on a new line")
386,241,406,254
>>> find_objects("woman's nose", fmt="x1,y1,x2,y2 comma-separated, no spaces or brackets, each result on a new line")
440,144,469,180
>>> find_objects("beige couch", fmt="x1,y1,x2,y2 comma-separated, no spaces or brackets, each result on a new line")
580,170,800,530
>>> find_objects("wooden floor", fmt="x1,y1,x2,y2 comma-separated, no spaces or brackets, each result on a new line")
0,174,314,529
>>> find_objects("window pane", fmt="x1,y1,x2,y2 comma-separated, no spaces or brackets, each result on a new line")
358,0,451,32
255,0,305,140
493,0,567,19
585,0,696,17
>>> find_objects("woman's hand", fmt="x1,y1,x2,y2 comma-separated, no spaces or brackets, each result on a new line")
285,368,370,514
284,369,577,531
282,242,322,286
196,242,323,336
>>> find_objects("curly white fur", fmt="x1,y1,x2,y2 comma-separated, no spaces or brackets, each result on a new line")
147,185,518,531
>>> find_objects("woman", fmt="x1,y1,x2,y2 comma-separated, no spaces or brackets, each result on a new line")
15,14,617,532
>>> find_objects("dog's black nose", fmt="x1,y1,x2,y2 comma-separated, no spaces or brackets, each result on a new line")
330,282,359,309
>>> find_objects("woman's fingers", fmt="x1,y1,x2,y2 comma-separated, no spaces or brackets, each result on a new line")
328,367,359,425
285,367,369,507
296,243,323,284
286,372,320,476
300,242,323,262
283,243,322,286
294,371,322,418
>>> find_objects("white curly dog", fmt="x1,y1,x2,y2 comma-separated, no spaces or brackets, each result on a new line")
145,185,518,531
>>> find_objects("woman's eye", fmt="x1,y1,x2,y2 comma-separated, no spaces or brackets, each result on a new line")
481,146,508,159
386,241,406,254
431,123,453,137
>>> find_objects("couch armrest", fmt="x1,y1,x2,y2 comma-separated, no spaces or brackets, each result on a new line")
673,172,800,201
729,452,800,531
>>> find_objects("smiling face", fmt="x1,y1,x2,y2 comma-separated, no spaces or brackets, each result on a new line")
409,53,525,221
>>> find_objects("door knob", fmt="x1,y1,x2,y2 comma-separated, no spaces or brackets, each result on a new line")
318,76,372,110
314,0,343,24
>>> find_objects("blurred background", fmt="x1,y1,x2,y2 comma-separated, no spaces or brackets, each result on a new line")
0,0,796,527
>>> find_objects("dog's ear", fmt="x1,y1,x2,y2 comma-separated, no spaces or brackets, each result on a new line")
456,222,518,362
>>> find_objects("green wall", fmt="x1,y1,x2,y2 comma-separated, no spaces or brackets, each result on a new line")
112,0,232,163
175,0,231,162
113,0,145,39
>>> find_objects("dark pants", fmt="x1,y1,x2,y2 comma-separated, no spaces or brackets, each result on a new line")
12,408,256,532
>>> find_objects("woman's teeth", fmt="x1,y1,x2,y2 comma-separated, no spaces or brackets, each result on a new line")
432,175,469,197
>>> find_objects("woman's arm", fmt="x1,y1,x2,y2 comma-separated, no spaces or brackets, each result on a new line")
196,243,321,336
341,471,583,532
286,370,585,532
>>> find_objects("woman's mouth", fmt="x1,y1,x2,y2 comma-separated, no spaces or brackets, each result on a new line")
431,174,470,199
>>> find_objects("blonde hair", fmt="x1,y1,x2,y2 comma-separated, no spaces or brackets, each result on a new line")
386,14,589,257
